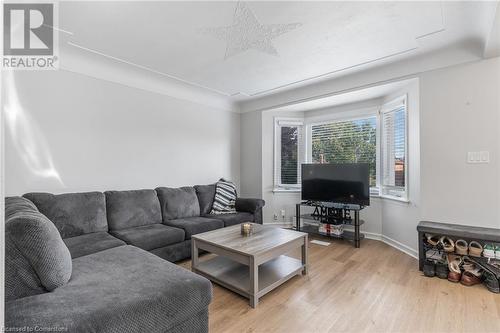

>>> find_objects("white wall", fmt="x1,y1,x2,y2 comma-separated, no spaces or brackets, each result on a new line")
420,57,500,228
240,111,262,198
3,70,240,196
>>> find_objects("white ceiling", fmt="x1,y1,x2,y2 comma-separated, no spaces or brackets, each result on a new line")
58,1,499,105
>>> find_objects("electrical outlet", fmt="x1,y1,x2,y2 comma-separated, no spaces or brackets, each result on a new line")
273,214,278,221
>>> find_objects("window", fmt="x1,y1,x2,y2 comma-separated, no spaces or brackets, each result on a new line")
273,95,408,200
311,117,377,187
380,97,407,199
274,118,303,189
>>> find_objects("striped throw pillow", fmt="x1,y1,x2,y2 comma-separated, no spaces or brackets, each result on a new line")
210,179,237,214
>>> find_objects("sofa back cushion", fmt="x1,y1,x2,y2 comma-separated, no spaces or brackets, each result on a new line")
156,187,200,220
105,189,162,230
23,192,107,239
5,197,72,301
194,184,216,215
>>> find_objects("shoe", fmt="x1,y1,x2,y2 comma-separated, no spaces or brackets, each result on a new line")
469,241,483,257
448,270,462,283
460,270,483,286
483,270,500,293
448,255,462,283
439,236,455,253
467,256,500,293
435,260,449,279
426,248,444,261
426,234,440,246
483,244,495,258
461,256,475,271
455,239,468,255
423,259,436,277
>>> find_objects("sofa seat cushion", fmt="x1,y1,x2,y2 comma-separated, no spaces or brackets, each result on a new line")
110,224,185,251
5,245,212,333
63,232,125,259
164,217,224,239
207,212,254,227
23,192,107,238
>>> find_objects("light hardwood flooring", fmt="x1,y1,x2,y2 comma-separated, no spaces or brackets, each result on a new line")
179,237,500,333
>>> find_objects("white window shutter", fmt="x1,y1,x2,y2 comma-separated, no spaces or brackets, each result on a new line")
380,96,407,198
274,119,303,189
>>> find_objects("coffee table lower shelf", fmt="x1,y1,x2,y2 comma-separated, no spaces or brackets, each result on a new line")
194,255,303,301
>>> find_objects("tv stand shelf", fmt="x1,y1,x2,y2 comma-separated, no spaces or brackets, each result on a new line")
295,202,365,248
300,214,365,227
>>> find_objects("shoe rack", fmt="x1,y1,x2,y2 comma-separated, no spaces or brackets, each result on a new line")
417,221,500,270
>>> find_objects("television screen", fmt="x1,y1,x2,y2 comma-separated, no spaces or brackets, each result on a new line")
301,163,370,206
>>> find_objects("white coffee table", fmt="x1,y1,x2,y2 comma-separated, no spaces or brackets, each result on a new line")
191,223,308,308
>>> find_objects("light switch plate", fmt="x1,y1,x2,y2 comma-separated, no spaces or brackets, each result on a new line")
467,151,489,163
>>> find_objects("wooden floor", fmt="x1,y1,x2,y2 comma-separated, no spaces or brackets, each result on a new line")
179,237,500,333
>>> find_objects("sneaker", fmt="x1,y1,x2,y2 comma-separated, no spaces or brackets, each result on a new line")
484,244,496,258
426,248,444,261
483,270,500,293
435,260,449,279
423,259,436,277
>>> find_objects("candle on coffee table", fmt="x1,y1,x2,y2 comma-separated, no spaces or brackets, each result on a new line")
241,222,253,236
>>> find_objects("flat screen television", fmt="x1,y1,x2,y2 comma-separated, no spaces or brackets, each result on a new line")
301,163,370,206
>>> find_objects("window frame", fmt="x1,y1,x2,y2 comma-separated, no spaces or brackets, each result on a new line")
379,95,409,201
273,117,304,191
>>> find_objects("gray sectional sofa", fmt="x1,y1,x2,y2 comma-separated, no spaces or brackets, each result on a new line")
5,184,265,332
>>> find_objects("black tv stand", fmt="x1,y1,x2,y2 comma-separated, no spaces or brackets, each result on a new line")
295,201,365,248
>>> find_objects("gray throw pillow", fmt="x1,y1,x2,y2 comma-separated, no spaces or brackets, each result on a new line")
5,197,72,301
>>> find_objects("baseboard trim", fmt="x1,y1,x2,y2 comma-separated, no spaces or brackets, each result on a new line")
353,231,417,259
264,222,294,228
381,235,418,259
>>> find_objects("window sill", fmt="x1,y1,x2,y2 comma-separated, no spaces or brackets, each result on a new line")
272,188,410,203
272,187,301,193
372,194,410,203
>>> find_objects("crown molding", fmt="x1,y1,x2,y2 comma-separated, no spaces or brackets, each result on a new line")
59,40,238,113
238,40,484,113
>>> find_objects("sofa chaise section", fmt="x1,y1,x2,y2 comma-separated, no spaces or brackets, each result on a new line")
23,192,125,258
6,245,212,333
